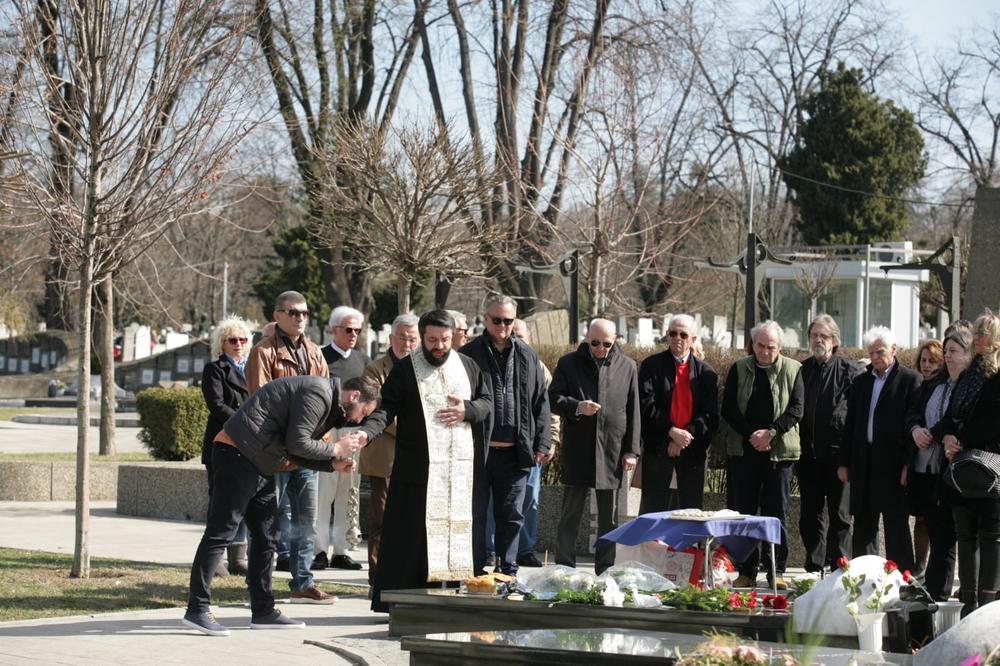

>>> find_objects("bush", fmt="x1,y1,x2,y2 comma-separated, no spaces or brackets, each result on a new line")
135,387,208,461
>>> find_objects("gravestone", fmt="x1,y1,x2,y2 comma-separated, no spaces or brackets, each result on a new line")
122,323,151,362
964,187,1000,317
634,318,655,348
914,601,1000,665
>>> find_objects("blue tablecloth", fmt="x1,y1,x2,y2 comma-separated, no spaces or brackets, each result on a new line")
597,511,782,562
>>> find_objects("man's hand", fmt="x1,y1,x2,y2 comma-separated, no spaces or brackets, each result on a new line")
623,453,638,472
749,429,773,452
900,466,908,487
577,400,601,416
912,427,934,449
669,426,694,448
837,466,849,484
541,444,557,464
437,394,466,426
534,451,546,464
333,432,364,458
943,434,963,460
667,441,683,458
332,458,355,473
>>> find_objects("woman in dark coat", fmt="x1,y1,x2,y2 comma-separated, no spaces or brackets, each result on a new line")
934,313,1000,615
905,329,971,600
201,316,251,575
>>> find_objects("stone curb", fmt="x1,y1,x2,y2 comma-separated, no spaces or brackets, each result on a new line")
11,414,141,427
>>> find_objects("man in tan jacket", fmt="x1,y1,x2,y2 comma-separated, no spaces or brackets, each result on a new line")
360,314,419,590
245,290,336,604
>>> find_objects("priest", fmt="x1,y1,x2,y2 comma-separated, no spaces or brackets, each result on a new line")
356,309,493,612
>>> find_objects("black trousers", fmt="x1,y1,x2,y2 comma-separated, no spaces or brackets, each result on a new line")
953,498,1000,614
472,447,529,576
639,453,705,514
371,479,427,613
908,472,956,601
187,444,278,616
852,510,915,571
796,455,851,572
555,486,618,575
730,452,793,577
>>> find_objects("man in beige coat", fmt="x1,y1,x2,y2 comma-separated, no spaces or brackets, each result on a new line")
360,314,420,590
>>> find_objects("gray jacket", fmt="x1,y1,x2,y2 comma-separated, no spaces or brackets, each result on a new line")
223,375,347,475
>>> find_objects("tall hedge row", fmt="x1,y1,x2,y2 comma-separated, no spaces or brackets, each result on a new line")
135,387,208,461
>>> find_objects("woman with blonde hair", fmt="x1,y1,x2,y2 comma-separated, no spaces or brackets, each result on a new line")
933,312,1000,615
201,315,253,576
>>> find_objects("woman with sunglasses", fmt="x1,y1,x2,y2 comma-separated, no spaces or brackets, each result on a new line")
200,315,253,577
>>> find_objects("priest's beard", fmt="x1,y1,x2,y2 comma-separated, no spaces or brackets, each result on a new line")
422,343,451,367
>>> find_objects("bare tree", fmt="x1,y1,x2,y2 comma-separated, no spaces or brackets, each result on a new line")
791,251,840,320
909,18,1000,189
313,120,501,313
7,0,251,577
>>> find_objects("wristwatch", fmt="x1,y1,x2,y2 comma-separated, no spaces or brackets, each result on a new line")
767,428,777,439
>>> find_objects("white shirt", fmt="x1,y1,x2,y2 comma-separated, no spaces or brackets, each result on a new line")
673,352,691,365
330,341,351,358
866,362,894,443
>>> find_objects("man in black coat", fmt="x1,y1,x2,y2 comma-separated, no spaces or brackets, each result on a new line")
461,294,551,577
184,375,378,636
797,315,862,572
838,327,921,570
357,309,493,612
549,319,640,574
638,314,719,512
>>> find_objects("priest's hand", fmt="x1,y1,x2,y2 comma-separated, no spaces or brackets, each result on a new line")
331,458,355,473
437,394,465,426
333,432,364,458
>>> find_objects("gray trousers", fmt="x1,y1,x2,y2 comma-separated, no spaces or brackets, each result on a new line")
555,486,618,575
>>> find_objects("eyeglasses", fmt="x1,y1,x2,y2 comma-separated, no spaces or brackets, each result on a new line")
974,330,989,338
337,326,362,335
456,328,468,334
490,316,515,326
278,309,310,318
590,340,613,349
226,337,248,345
667,330,690,340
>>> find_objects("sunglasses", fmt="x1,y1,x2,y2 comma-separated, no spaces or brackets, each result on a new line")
226,337,248,345
278,309,310,318
490,316,515,326
337,326,362,335
667,330,690,340
590,340,613,349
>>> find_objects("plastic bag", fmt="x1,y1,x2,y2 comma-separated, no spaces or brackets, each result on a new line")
519,564,598,600
597,560,676,592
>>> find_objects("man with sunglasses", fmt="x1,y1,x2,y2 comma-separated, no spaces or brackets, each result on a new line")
461,294,552,577
637,314,719,515
245,291,335,604
314,306,372,571
549,319,640,574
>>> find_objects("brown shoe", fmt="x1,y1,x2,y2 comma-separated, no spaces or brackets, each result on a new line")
290,585,337,605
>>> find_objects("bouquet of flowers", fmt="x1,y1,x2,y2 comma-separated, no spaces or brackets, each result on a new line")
838,557,903,617
675,633,799,666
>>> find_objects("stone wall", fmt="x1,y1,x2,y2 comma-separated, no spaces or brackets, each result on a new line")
0,461,118,501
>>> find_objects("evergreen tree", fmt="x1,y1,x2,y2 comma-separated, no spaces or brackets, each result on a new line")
780,64,926,245
252,226,330,324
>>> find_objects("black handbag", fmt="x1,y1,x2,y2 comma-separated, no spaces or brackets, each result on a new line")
943,449,1000,499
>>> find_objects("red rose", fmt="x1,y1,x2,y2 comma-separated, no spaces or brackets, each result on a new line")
746,591,759,609
837,556,850,570
903,570,914,583
884,560,899,574
728,592,744,609
763,595,789,610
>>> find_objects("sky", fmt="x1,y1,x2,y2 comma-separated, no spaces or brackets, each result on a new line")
887,0,996,50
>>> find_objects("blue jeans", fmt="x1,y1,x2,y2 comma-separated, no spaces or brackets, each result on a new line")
486,463,541,557
274,468,317,592
473,447,529,575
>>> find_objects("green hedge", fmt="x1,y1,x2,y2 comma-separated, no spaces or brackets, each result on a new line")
135,387,208,461
535,342,919,484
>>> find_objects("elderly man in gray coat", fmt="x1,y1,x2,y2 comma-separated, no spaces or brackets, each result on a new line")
549,318,640,574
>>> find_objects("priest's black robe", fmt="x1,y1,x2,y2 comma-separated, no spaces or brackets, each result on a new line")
358,350,492,612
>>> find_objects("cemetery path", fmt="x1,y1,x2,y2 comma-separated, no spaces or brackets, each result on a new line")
0,422,144,455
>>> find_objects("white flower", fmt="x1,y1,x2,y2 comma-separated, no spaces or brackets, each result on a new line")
846,601,859,617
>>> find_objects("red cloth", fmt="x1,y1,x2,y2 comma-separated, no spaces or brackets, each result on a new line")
670,359,693,432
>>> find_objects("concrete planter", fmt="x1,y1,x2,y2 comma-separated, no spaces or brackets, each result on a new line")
0,461,118,501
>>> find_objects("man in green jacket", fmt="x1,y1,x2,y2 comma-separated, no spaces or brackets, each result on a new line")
721,320,804,589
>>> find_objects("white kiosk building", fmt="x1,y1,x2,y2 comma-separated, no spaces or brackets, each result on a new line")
766,242,929,350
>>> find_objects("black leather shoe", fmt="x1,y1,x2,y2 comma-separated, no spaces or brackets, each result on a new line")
330,554,363,570
516,553,543,567
312,552,328,570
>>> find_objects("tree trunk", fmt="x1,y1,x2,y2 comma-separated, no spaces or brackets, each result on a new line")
98,275,115,456
397,274,411,314
72,254,94,579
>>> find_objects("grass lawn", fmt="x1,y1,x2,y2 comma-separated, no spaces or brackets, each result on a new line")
0,451,153,462
0,548,367,622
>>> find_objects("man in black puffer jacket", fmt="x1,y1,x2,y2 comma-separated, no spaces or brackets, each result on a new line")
183,375,379,637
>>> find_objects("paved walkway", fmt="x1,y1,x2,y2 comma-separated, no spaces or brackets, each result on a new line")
0,421,144,455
